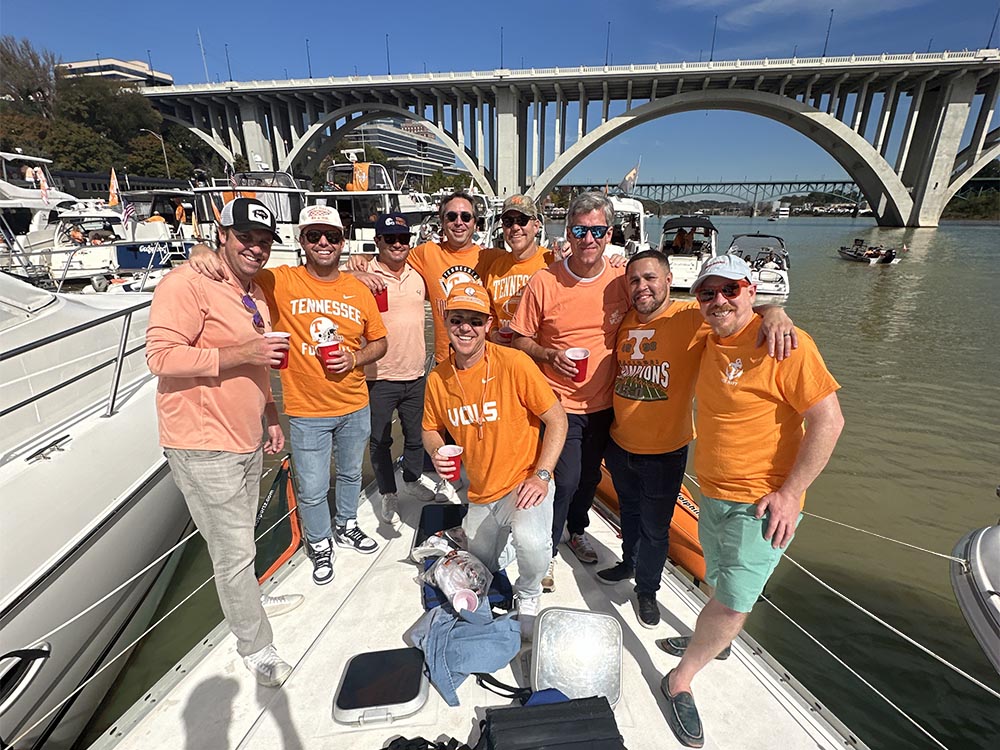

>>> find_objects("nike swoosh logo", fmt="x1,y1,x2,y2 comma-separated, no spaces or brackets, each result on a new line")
482,377,496,384
343,295,355,300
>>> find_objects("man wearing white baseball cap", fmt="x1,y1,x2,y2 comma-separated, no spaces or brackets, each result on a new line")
189,203,388,587
658,252,844,748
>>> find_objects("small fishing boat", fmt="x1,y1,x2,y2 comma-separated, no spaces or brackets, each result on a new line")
950,488,1000,675
837,238,902,265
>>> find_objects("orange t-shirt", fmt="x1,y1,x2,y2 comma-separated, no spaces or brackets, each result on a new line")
509,259,630,414
694,317,840,506
611,300,708,454
406,241,504,362
257,266,387,417
480,248,555,326
423,343,558,504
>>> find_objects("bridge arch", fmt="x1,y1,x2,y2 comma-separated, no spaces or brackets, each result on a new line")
280,103,495,195
528,90,913,227
162,113,236,166
941,135,1000,207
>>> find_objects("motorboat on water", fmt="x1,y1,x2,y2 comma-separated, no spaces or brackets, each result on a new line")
192,171,306,267
608,195,651,257
397,188,438,228
837,238,903,265
950,488,1000,676
90,463,871,750
307,161,403,261
657,215,719,290
727,233,791,297
15,200,189,288
0,272,190,749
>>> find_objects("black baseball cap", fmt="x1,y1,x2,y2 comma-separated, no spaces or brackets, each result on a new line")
374,212,411,236
219,198,281,242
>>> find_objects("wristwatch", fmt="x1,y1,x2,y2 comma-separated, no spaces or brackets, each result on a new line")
535,469,552,482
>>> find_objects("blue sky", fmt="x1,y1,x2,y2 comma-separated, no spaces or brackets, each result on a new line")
6,0,999,186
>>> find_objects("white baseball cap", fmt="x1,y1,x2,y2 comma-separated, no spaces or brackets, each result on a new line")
297,204,343,229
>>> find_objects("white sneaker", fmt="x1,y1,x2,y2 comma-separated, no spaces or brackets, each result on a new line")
308,538,335,585
517,596,541,640
433,479,459,504
541,558,556,593
260,593,304,617
243,644,292,687
379,492,398,523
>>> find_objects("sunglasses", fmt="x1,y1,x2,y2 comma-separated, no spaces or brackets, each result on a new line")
501,214,532,228
444,211,473,223
448,315,487,328
241,294,265,332
569,225,610,240
378,234,412,245
694,279,751,303
303,228,344,244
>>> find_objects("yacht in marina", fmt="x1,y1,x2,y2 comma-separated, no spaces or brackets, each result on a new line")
726,232,791,297
657,215,720,291
0,273,191,748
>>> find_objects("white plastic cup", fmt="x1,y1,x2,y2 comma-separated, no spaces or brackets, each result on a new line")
264,332,291,369
565,347,590,383
437,445,464,482
451,588,478,613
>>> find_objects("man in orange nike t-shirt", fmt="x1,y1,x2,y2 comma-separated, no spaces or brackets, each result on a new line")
423,283,567,639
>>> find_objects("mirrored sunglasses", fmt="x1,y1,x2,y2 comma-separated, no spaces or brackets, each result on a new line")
569,224,610,240
694,279,751,302
241,294,265,332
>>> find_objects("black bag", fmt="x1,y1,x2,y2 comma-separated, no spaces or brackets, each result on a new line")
474,695,626,750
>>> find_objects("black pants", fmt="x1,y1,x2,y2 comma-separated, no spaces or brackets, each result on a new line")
367,377,427,495
604,438,688,594
551,408,614,555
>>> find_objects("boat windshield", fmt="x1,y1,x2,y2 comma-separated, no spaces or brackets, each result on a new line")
324,163,394,192
233,172,298,188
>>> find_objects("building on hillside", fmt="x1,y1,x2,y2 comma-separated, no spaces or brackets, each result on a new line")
341,118,465,187
58,59,173,87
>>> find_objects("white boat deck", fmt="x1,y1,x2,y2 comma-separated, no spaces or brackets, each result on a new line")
93,477,867,750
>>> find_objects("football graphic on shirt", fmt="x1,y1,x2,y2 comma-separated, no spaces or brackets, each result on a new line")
310,317,340,343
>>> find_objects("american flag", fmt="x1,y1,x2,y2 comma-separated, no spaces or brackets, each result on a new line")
121,197,136,224
227,164,238,190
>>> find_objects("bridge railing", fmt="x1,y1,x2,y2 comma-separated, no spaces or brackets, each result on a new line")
153,50,999,94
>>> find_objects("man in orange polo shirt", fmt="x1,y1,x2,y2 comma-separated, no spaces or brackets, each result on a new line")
423,283,567,638
510,191,630,591
659,255,844,748
147,197,296,687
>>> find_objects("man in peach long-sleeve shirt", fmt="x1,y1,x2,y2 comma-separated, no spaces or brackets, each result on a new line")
146,197,298,688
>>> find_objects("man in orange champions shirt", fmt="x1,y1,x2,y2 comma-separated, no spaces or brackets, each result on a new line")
422,283,567,639
659,254,844,748
189,204,388,587
147,197,297,687
510,191,630,590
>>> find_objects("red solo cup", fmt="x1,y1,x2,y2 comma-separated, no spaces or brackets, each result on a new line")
373,286,389,312
437,445,464,482
264,332,291,370
566,347,590,383
496,325,514,344
316,340,341,367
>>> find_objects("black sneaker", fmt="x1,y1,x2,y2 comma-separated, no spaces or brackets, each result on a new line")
636,592,660,629
308,538,334,585
596,561,634,585
334,520,379,554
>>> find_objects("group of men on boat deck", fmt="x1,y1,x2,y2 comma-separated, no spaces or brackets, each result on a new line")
146,188,844,749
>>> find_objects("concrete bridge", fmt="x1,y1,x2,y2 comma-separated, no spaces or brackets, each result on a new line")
143,49,1000,227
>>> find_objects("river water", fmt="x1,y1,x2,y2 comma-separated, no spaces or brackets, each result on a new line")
86,215,999,749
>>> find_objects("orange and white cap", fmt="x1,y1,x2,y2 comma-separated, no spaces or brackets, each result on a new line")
444,283,491,315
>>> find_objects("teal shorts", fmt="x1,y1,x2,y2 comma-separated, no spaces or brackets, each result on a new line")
699,496,802,614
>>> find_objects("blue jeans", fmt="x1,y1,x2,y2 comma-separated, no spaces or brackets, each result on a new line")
551,408,613,555
604,439,688,595
290,406,370,542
